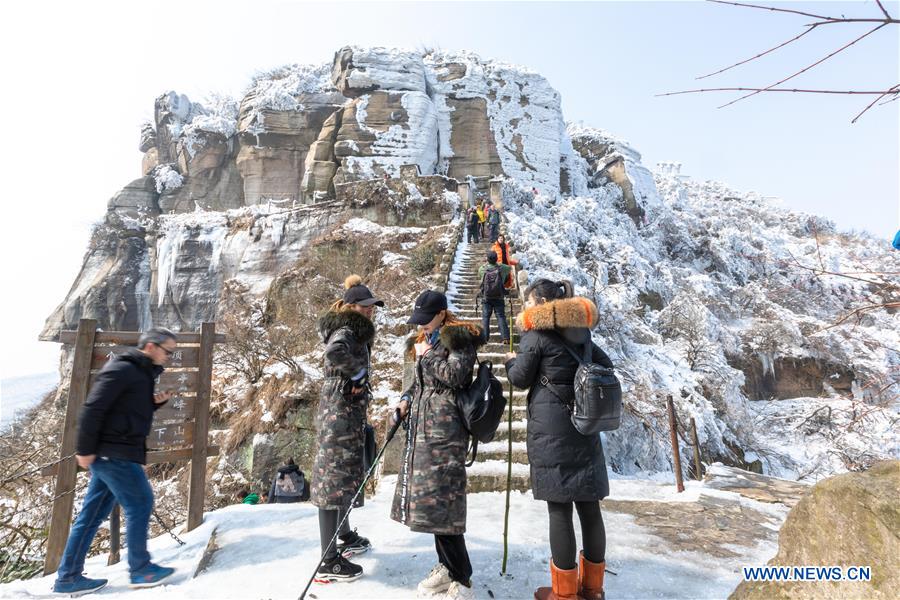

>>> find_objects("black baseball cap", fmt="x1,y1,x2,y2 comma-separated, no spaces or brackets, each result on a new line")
344,284,385,307
408,290,448,325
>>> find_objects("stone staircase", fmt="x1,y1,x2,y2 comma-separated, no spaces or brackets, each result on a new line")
446,237,532,493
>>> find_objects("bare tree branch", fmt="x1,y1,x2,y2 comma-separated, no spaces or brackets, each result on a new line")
658,87,900,97
707,0,835,21
782,249,896,288
718,23,888,108
668,1,900,121
709,0,899,24
852,83,900,123
697,26,818,80
817,302,900,332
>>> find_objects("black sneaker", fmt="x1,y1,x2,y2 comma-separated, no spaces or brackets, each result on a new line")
314,555,363,584
338,530,372,557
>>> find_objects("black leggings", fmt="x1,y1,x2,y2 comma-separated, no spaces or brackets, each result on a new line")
318,508,352,560
547,500,606,570
435,534,472,585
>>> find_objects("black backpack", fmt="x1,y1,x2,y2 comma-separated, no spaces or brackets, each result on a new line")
456,360,506,466
544,336,622,435
481,266,506,299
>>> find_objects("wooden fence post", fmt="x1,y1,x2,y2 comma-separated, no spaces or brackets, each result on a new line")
187,322,215,531
690,417,703,480
666,395,685,493
43,318,97,575
107,505,121,565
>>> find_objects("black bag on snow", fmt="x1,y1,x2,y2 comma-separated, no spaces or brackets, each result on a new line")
481,266,506,299
274,469,310,502
543,336,622,434
456,360,506,466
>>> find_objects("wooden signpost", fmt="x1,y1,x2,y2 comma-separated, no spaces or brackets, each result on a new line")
42,320,225,575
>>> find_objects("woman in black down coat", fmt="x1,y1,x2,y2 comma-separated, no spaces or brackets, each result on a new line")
505,279,613,600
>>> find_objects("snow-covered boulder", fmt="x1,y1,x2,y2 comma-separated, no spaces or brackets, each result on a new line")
730,460,900,600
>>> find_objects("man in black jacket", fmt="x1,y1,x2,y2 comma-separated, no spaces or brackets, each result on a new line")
53,328,178,596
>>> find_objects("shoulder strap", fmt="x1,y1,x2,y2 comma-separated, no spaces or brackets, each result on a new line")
549,331,587,366
465,438,477,467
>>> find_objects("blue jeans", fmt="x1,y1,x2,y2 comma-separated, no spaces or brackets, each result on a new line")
482,298,510,343
56,458,154,581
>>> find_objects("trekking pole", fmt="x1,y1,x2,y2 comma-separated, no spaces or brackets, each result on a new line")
298,413,404,600
501,294,516,575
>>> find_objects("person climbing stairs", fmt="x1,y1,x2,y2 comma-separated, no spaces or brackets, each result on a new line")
446,229,531,493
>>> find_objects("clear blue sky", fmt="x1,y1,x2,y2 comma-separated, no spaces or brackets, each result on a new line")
1,0,897,378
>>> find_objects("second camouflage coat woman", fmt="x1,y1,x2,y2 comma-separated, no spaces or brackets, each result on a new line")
391,290,483,600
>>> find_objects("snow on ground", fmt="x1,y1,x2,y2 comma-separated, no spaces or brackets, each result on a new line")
0,372,58,431
0,476,780,600
342,218,426,236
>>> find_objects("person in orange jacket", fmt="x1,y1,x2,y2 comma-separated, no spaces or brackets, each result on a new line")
491,234,518,289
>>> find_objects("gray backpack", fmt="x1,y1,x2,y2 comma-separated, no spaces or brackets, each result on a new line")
274,470,309,501
543,336,622,435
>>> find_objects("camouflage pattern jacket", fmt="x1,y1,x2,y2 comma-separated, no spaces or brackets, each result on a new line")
309,309,375,510
390,323,482,535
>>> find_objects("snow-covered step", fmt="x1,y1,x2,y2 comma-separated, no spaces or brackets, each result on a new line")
474,440,529,464
466,460,531,493
477,350,510,358
450,299,521,310
452,303,520,312
449,269,484,275
491,420,528,442
453,298,519,307
482,342,518,351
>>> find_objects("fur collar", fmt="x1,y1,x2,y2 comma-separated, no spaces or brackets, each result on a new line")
317,309,376,344
516,297,599,331
404,323,484,357
440,323,484,351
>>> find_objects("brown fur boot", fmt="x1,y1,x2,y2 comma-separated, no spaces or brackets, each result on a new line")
534,560,583,600
578,551,606,600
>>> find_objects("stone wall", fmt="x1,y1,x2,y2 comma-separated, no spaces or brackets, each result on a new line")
335,173,458,227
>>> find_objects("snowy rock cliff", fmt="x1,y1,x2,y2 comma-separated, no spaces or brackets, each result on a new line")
41,47,581,339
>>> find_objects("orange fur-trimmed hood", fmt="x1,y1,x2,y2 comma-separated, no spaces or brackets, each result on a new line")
516,297,599,331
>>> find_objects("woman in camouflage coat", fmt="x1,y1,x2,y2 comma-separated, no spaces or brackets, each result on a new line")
391,290,482,600
310,275,383,583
